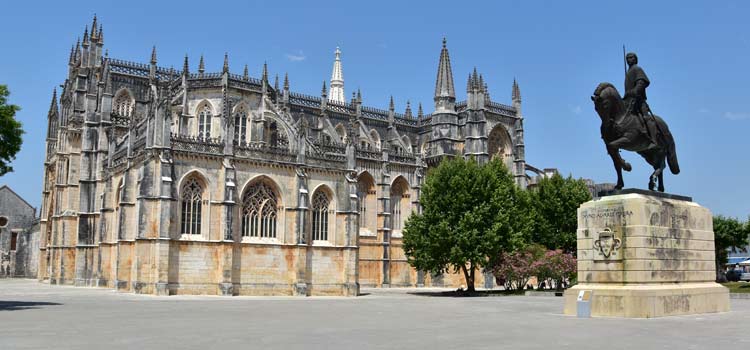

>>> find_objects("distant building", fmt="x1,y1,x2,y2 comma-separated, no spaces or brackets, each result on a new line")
0,185,39,278
583,179,616,199
526,166,559,189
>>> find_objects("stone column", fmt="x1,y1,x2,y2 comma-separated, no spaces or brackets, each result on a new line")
377,156,391,287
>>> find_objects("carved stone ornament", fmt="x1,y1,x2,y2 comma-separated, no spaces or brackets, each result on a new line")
593,228,622,260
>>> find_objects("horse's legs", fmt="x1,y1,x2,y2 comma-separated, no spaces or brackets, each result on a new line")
607,140,632,172
608,147,625,189
657,157,666,192
647,153,667,192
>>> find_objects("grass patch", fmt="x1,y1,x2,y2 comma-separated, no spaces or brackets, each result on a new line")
722,282,750,293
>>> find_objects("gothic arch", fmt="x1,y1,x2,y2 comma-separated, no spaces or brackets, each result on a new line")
401,135,413,153
334,123,348,143
178,171,209,236
369,129,381,149
263,113,292,149
357,171,377,234
390,176,411,232
194,100,215,139
239,175,283,208
232,103,249,143
310,184,335,242
194,99,217,116
239,175,283,239
488,124,514,169
177,169,211,197
113,88,135,118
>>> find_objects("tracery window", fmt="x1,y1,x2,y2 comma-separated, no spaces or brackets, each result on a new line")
241,182,278,238
311,191,330,241
198,105,212,139
180,177,203,235
113,90,134,117
234,108,247,143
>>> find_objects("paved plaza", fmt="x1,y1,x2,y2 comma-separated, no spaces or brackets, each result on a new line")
1,279,749,350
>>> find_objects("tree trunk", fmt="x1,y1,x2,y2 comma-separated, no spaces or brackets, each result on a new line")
467,264,476,292
460,264,476,292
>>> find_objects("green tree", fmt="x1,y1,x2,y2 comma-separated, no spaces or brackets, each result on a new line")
713,215,749,281
529,173,591,253
0,85,23,176
402,157,533,292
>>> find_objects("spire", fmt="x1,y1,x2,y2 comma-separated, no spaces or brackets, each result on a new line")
182,54,189,74
262,61,268,82
74,38,81,62
478,73,484,90
283,73,289,90
389,96,395,111
68,44,75,65
329,46,345,103
512,78,521,102
90,15,98,40
274,74,279,91
243,64,249,80
357,88,362,103
82,25,89,46
405,100,412,118
97,24,104,44
222,53,229,74
434,37,455,109
151,46,158,64
321,81,327,97
48,88,58,116
417,102,424,119
198,55,205,75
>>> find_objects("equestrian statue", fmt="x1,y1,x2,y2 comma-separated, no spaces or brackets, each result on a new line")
591,52,680,192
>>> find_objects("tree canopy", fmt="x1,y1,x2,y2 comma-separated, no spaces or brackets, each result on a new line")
0,85,23,176
402,157,533,291
528,173,591,253
714,215,749,280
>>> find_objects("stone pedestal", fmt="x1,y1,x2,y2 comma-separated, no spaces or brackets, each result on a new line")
563,192,729,318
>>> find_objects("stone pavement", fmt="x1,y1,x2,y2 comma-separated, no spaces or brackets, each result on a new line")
0,279,748,350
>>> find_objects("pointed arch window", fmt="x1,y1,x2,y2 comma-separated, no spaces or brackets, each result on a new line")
234,107,247,143
312,191,330,241
241,182,278,238
181,177,203,235
114,90,134,117
390,178,410,231
198,105,212,139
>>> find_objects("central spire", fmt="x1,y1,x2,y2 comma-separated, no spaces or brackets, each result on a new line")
329,47,345,103
434,37,456,112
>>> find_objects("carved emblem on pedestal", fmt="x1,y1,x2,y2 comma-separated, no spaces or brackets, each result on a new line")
593,228,622,261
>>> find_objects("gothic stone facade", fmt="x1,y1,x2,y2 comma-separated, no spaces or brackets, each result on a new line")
39,18,527,296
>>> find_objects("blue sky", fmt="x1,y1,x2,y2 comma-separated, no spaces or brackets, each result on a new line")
1,0,748,218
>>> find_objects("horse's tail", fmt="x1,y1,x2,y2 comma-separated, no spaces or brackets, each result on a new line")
655,115,680,175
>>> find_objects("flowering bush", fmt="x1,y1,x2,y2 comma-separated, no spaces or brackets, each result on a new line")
536,250,577,290
492,247,576,291
492,245,546,291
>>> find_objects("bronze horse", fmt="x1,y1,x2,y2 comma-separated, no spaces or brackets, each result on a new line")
591,83,679,192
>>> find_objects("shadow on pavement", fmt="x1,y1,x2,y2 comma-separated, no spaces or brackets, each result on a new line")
0,301,62,311
407,290,525,298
